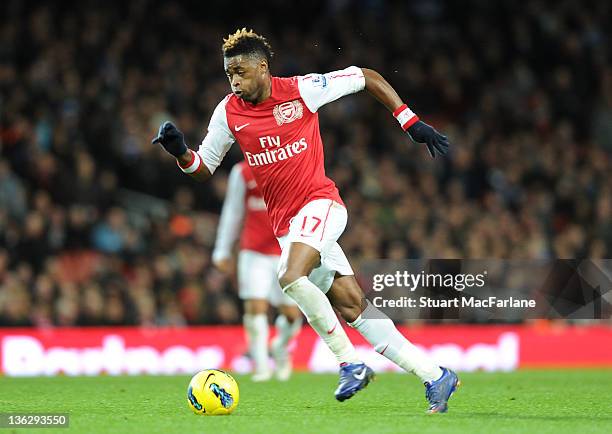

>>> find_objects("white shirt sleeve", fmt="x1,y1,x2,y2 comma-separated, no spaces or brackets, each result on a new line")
197,96,236,175
297,66,366,113
212,164,246,262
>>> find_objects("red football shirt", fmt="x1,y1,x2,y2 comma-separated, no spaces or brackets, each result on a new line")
198,66,365,237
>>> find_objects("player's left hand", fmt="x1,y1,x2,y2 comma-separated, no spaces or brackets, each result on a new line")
406,120,450,158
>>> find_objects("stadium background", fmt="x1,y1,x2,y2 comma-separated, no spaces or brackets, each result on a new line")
1,0,611,374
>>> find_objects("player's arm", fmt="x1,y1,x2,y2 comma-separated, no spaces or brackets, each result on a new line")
361,68,449,158
152,98,236,180
298,66,449,158
212,164,246,274
361,68,403,113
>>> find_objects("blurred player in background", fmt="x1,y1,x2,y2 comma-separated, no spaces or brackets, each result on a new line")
153,28,458,413
212,161,302,381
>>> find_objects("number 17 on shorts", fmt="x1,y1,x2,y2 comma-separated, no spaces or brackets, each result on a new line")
288,199,347,252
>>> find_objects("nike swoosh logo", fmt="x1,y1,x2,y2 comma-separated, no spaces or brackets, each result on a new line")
326,324,337,335
235,123,250,131
353,368,367,381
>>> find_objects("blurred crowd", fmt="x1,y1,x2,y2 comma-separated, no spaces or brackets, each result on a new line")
0,0,610,326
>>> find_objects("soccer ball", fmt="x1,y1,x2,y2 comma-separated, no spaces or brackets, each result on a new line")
187,369,240,415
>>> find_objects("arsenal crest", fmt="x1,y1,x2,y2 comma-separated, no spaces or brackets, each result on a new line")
273,100,304,126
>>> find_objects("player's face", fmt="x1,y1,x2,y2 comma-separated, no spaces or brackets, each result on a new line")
224,55,268,103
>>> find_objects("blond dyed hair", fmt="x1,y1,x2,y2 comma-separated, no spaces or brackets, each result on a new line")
222,28,273,61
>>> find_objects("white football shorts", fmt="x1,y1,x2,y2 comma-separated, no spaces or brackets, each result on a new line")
237,250,296,306
277,199,354,293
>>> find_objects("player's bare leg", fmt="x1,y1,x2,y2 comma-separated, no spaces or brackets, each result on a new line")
271,304,302,381
328,275,460,412
243,298,272,382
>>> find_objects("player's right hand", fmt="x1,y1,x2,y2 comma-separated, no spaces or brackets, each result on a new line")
152,121,188,157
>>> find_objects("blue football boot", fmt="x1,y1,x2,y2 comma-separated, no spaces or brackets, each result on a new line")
424,367,461,413
334,362,375,402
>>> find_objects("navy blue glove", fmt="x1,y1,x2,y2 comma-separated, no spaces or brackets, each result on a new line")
407,120,450,158
152,121,188,158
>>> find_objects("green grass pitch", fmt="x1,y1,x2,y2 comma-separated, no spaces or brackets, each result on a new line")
1,370,611,434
